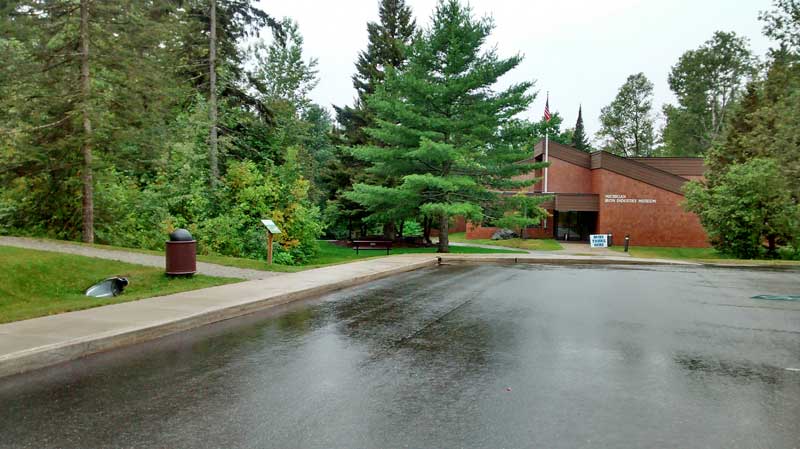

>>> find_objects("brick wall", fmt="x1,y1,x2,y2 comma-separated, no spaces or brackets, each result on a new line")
515,157,593,193
592,169,709,247
430,215,467,237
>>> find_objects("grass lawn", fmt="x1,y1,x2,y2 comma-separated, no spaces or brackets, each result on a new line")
158,241,523,272
5,237,523,274
608,245,800,266
307,240,525,266
0,246,239,323
449,232,563,251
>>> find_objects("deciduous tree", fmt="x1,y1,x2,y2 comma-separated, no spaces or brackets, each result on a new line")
662,31,755,156
685,158,799,258
598,73,656,157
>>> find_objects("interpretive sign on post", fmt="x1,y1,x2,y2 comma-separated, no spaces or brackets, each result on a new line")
260,219,282,265
590,234,608,248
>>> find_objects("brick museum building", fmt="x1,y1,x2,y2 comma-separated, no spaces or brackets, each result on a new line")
466,140,710,247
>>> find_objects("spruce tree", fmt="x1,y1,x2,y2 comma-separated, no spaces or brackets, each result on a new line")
326,0,416,238
335,0,416,145
346,0,548,253
572,105,591,151
0,0,187,241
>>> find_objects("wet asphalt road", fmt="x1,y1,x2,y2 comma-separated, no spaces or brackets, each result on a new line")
1,264,800,449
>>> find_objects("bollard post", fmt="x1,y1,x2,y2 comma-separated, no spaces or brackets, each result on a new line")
267,231,274,265
624,234,630,252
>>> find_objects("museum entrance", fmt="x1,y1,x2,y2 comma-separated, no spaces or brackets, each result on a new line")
554,211,597,241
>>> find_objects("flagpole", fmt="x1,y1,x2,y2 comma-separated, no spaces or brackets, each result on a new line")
544,131,549,193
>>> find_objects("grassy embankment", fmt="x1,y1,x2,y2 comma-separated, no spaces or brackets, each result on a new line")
608,245,800,265
0,239,523,322
0,246,238,323
448,232,563,251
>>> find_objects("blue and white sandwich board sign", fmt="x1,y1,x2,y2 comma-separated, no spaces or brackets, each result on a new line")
590,234,608,248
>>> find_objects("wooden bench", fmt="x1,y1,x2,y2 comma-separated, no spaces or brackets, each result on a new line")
352,240,392,255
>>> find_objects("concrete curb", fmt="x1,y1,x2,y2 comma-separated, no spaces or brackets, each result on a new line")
0,257,438,379
438,255,700,266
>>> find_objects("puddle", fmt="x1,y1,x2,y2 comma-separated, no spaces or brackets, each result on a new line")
752,294,800,301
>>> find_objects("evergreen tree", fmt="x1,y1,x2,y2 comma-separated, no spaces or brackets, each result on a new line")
346,0,548,253
325,0,417,238
353,0,417,102
572,105,591,151
0,0,186,242
335,0,416,145
705,49,800,200
685,158,799,258
177,0,283,183
684,1,800,260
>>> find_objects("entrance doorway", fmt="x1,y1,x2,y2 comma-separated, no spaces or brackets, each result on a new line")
554,211,597,241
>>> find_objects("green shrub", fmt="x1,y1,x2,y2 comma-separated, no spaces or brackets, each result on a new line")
685,158,799,259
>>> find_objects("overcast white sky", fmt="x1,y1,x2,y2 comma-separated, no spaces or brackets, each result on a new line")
257,0,775,141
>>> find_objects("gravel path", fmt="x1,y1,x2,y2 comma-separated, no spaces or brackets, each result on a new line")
0,236,279,280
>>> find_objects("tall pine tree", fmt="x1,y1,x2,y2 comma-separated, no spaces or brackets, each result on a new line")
572,105,591,151
335,0,416,145
0,0,187,242
324,0,416,238
346,0,548,253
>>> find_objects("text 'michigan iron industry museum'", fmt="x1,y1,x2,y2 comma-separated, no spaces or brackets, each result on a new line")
464,139,710,248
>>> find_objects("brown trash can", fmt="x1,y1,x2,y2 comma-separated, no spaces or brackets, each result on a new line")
165,229,197,276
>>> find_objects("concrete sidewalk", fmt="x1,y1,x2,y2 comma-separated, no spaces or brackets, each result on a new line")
0,236,276,280
0,254,439,378
450,240,628,257
0,252,697,379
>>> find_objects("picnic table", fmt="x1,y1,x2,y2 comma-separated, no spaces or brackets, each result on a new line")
352,240,393,255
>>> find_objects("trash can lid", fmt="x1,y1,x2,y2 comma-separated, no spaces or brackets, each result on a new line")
169,228,194,241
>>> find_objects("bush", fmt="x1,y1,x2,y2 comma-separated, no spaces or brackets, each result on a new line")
685,158,799,259
402,220,423,237
778,245,800,260
88,158,323,265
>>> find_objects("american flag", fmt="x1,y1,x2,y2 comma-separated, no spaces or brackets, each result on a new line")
544,93,551,122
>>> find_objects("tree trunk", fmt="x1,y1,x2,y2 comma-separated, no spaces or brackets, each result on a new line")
382,221,396,241
79,0,94,243
437,213,450,253
423,217,432,245
767,234,777,257
208,0,219,185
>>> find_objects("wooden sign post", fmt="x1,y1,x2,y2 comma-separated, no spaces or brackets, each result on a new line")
260,219,282,265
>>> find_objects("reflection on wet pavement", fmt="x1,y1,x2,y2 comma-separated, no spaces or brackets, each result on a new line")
0,264,799,449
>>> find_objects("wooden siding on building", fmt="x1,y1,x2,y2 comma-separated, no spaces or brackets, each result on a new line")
554,194,599,212
590,152,689,195
629,157,706,176
526,141,700,194
532,140,591,168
